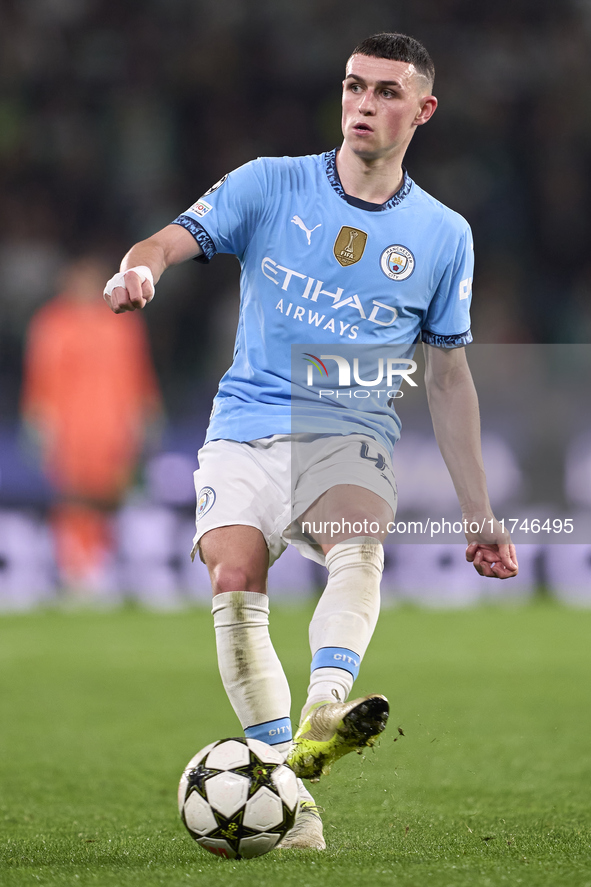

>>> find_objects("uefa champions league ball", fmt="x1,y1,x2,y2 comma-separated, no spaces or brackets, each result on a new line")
178,737,299,859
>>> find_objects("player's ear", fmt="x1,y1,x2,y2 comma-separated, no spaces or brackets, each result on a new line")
415,94,438,126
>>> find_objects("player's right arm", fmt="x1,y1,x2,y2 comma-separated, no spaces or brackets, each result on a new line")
104,224,202,314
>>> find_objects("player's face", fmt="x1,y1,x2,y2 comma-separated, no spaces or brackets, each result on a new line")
341,55,436,162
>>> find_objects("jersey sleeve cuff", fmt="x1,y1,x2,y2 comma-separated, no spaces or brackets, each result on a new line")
171,215,217,263
421,328,473,348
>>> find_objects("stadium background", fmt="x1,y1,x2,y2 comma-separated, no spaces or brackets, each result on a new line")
1,0,591,606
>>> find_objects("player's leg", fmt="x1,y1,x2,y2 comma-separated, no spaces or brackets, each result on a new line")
288,476,393,781
193,437,326,849
200,525,293,756
300,484,390,714
200,522,326,849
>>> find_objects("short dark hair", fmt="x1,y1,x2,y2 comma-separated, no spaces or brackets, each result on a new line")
350,33,435,88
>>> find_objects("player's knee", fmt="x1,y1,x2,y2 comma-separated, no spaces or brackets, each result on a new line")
337,507,392,540
210,562,267,596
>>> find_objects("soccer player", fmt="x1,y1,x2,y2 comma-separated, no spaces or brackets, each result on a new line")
104,33,518,850
23,256,162,596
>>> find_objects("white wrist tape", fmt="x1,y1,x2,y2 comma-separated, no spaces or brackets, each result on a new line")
103,265,155,299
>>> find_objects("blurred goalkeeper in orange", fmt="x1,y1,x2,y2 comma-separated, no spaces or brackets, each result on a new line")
22,255,162,595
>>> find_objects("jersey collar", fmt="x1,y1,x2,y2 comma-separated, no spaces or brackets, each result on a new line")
323,147,412,211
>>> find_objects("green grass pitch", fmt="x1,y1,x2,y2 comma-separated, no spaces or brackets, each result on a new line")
1,602,590,887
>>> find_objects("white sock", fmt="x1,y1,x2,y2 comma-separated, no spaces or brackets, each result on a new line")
212,591,292,753
297,778,316,806
302,537,383,721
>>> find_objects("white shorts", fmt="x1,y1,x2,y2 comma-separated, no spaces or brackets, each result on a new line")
192,433,397,566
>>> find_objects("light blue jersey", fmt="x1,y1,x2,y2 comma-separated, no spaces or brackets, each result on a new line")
172,149,473,451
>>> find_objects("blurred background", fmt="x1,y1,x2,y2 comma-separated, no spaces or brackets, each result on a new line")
1,0,591,608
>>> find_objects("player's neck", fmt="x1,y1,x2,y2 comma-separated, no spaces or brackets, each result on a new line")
336,144,405,205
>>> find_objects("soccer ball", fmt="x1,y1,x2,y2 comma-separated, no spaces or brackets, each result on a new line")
178,737,299,859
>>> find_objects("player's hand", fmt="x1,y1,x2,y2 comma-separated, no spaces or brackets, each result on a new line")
463,513,518,579
103,265,155,313
466,541,518,579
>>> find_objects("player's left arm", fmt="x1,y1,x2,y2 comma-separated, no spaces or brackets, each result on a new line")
423,343,518,579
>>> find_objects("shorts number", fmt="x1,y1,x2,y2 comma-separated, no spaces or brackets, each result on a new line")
359,442,386,471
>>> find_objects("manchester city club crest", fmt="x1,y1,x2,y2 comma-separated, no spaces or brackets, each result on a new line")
380,245,415,281
196,486,216,519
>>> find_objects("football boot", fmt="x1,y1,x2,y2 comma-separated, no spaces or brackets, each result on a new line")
287,694,389,782
278,779,325,850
